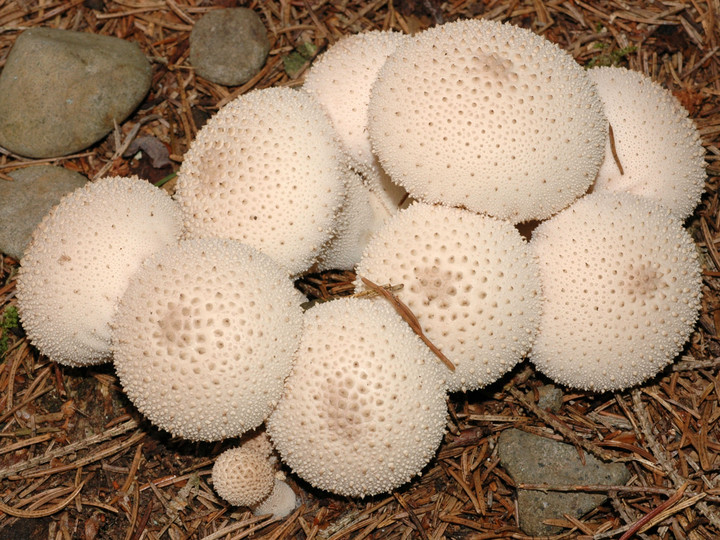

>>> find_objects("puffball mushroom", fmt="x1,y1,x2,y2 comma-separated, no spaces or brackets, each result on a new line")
368,18,607,223
303,30,409,213
529,192,702,392
588,66,706,221
253,478,298,519
212,446,275,507
17,175,183,367
174,86,347,275
315,169,387,271
356,202,542,392
111,238,303,441
267,297,448,498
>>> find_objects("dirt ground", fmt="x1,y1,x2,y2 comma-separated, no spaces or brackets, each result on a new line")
1,0,720,539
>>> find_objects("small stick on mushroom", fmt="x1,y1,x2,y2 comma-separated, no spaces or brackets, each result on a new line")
608,124,624,176
360,276,455,372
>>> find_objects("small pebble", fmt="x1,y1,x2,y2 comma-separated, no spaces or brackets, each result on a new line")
0,166,87,260
189,8,270,86
0,28,151,158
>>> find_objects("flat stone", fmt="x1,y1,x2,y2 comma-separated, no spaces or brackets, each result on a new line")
189,8,270,86
0,166,87,260
498,429,630,537
0,28,151,158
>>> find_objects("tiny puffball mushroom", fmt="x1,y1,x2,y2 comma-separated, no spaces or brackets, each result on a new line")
368,18,608,223
267,297,448,498
17,175,183,367
111,238,303,441
174,86,347,275
252,478,298,519
212,447,275,507
588,66,706,221
529,192,702,392
303,30,409,212
356,202,542,392
315,169,388,271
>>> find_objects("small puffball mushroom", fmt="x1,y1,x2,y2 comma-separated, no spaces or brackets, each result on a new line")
368,18,608,223
267,297,448,498
175,87,347,275
212,447,274,507
17,175,183,366
316,170,388,271
588,66,706,221
303,30,409,211
112,238,303,441
356,202,542,392
529,192,702,392
252,478,298,519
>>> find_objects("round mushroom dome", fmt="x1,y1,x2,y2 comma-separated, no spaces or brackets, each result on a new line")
267,297,448,498
304,30,406,180
356,202,542,392
368,18,608,223
588,66,706,221
529,192,702,392
17,175,183,367
303,30,410,213
212,446,275,507
111,238,303,441
174,86,347,275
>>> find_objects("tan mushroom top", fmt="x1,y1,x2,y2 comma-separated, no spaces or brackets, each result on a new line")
267,297,448,497
175,87,347,275
529,192,702,391
589,66,706,221
17,175,183,367
112,238,303,441
368,18,607,223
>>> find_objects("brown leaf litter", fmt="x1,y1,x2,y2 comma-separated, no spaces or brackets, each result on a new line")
1,0,720,538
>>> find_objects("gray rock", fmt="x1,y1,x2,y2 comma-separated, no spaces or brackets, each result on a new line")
0,165,87,260
0,28,152,158
497,429,630,537
189,8,270,86
537,384,564,413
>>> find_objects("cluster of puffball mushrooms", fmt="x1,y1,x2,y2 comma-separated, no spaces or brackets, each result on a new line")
15,18,707,515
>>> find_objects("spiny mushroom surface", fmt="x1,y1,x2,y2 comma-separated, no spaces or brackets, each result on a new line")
315,169,387,271
529,192,702,392
174,86,347,275
588,66,706,221
368,18,608,223
356,202,542,392
303,30,409,212
17,175,183,367
112,238,303,441
267,297,448,498
212,446,275,507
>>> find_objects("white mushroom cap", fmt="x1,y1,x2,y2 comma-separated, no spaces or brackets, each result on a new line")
529,192,702,392
316,169,388,271
368,18,608,223
16,175,183,367
175,87,347,275
267,297,448,498
303,31,407,184
212,446,275,507
356,202,542,392
252,478,298,519
588,66,706,221
111,238,303,441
